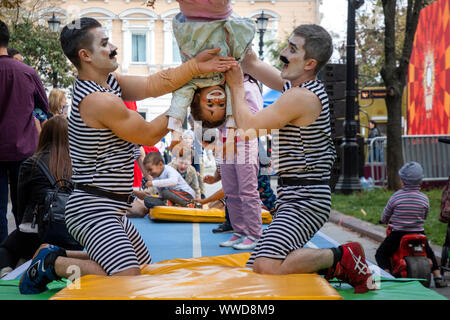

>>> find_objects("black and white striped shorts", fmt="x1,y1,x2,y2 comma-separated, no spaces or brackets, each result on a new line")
246,185,331,267
65,191,151,275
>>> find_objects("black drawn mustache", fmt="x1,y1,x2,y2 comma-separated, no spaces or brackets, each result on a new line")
109,50,117,58
280,55,289,64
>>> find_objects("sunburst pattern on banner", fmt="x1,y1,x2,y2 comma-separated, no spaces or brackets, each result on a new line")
408,0,450,134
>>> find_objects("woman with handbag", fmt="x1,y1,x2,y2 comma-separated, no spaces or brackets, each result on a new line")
0,116,82,278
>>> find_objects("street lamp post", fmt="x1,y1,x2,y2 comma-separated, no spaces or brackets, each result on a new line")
47,13,61,33
334,0,364,194
256,11,268,61
48,13,61,88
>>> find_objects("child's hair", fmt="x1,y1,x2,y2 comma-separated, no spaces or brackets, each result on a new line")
48,88,66,115
143,151,164,166
7,47,20,57
190,86,227,129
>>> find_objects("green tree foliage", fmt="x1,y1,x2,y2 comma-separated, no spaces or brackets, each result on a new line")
2,0,74,89
8,18,75,89
354,0,433,88
0,0,24,9
355,0,393,88
356,0,423,88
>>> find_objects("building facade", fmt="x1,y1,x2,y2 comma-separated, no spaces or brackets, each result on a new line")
38,0,320,121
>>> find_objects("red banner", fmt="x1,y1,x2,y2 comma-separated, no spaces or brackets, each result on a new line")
408,0,450,134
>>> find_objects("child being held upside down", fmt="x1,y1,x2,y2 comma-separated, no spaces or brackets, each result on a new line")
149,0,256,142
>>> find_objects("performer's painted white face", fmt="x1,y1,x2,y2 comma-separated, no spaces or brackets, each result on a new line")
197,85,226,124
279,35,315,85
85,27,119,73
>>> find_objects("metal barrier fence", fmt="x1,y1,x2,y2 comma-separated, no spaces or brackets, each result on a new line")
366,137,387,186
366,135,450,186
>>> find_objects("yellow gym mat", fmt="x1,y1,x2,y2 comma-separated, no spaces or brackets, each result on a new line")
51,253,342,300
149,206,273,224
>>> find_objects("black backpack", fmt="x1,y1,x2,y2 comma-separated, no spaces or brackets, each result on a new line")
35,159,83,250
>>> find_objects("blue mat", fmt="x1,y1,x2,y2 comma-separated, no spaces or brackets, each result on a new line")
130,216,268,262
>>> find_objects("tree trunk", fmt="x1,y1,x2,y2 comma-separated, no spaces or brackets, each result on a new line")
381,0,424,190
385,85,403,189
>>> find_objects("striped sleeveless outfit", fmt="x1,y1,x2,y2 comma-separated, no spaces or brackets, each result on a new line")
247,80,336,266
65,75,151,275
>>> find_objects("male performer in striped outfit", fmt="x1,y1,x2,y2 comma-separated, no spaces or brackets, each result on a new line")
20,17,237,294
226,24,375,293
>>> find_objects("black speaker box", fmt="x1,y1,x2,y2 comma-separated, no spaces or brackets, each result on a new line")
319,64,359,82
329,100,346,118
321,64,347,81
324,82,346,101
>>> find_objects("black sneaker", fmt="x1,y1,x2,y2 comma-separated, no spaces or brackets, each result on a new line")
212,221,233,234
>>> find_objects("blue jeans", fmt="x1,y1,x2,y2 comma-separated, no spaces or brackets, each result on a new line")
0,161,23,243
368,143,384,162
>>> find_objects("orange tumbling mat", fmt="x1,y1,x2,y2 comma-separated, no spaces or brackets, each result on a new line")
51,253,342,300
149,206,273,224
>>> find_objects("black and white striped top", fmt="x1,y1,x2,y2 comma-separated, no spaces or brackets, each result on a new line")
271,80,336,181
68,74,136,194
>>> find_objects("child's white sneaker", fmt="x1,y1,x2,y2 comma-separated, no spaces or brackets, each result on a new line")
219,233,244,247
233,236,257,250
